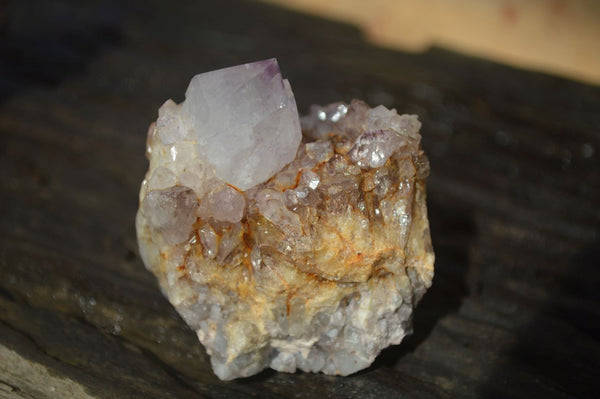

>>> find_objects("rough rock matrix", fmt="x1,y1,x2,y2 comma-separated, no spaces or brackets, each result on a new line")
136,59,434,380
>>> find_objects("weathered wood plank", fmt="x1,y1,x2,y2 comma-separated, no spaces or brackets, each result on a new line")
1,0,599,398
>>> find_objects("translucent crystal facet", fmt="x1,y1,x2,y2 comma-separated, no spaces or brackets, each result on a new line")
180,58,301,190
136,60,434,380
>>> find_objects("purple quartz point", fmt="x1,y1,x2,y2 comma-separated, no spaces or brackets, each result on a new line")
179,58,302,190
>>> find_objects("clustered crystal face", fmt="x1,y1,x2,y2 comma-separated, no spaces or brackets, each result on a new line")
136,59,434,380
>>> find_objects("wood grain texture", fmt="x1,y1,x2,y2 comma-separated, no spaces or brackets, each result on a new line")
1,0,599,398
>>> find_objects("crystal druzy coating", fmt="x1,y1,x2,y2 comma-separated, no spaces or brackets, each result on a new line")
136,59,434,380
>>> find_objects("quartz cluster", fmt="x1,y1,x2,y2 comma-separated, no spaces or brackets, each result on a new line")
136,59,434,380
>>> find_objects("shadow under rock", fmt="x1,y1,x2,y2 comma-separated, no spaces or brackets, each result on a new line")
371,197,475,369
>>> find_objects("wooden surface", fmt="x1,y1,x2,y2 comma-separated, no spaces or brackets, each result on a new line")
1,1,599,398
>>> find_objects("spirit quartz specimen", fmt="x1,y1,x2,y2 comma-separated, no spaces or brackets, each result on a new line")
136,59,434,380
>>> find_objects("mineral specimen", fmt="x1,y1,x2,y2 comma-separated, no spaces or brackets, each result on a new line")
136,58,434,380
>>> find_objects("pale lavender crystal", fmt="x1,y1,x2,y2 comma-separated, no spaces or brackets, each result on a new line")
256,189,302,237
305,140,334,162
142,186,198,244
205,185,246,224
349,129,407,169
180,59,301,190
157,100,185,145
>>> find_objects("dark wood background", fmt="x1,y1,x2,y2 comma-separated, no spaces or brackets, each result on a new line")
1,0,599,398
